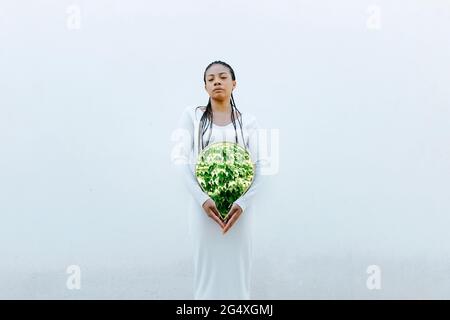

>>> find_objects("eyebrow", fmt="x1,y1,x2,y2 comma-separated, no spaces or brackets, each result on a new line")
206,72,229,77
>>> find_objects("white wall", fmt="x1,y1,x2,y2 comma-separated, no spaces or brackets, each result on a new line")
0,0,449,299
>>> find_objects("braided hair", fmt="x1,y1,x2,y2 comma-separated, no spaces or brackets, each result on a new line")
196,60,246,155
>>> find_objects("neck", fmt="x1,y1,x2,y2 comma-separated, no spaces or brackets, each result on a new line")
210,98,232,114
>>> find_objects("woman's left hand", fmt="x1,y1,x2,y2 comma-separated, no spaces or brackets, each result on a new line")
222,203,243,234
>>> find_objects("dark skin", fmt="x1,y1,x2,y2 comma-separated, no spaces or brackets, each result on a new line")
201,64,243,235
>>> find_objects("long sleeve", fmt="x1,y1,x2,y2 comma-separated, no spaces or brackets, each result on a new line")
171,107,211,208
233,115,268,213
233,161,263,213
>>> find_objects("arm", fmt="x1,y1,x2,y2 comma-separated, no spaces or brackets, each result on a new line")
233,116,268,213
171,107,211,208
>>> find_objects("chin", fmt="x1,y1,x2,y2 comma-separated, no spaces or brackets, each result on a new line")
212,95,227,101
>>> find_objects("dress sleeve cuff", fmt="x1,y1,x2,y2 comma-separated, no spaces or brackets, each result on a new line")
199,193,211,208
233,198,247,213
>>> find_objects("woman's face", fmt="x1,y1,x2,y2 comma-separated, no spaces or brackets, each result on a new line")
204,64,236,102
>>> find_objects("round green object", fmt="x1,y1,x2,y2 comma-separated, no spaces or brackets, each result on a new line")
195,141,255,220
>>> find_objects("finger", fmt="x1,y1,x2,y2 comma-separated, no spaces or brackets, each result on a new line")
224,207,237,222
209,209,225,228
223,212,240,234
205,204,220,220
211,206,221,218
223,219,233,233
212,207,225,223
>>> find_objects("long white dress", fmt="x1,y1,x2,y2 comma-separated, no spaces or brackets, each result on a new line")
171,106,266,300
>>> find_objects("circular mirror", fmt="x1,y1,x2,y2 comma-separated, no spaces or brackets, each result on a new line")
195,141,255,220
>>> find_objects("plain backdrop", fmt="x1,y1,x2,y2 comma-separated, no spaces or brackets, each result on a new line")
0,0,449,299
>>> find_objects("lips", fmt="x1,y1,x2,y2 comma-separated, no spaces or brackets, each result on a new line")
213,88,224,92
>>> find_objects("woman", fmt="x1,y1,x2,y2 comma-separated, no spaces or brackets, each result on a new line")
172,60,266,300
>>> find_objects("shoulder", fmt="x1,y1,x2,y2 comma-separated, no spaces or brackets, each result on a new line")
241,111,259,129
182,105,199,115
181,106,204,122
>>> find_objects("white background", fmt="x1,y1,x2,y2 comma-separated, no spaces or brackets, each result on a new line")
0,0,449,298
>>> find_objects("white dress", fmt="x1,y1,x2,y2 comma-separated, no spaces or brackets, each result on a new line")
171,106,266,300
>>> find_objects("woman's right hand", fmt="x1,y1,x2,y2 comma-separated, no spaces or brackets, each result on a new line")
202,199,225,229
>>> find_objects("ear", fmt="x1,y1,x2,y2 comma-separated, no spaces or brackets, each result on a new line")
232,80,237,90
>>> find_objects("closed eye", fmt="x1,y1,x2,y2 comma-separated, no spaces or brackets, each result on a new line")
208,76,227,81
